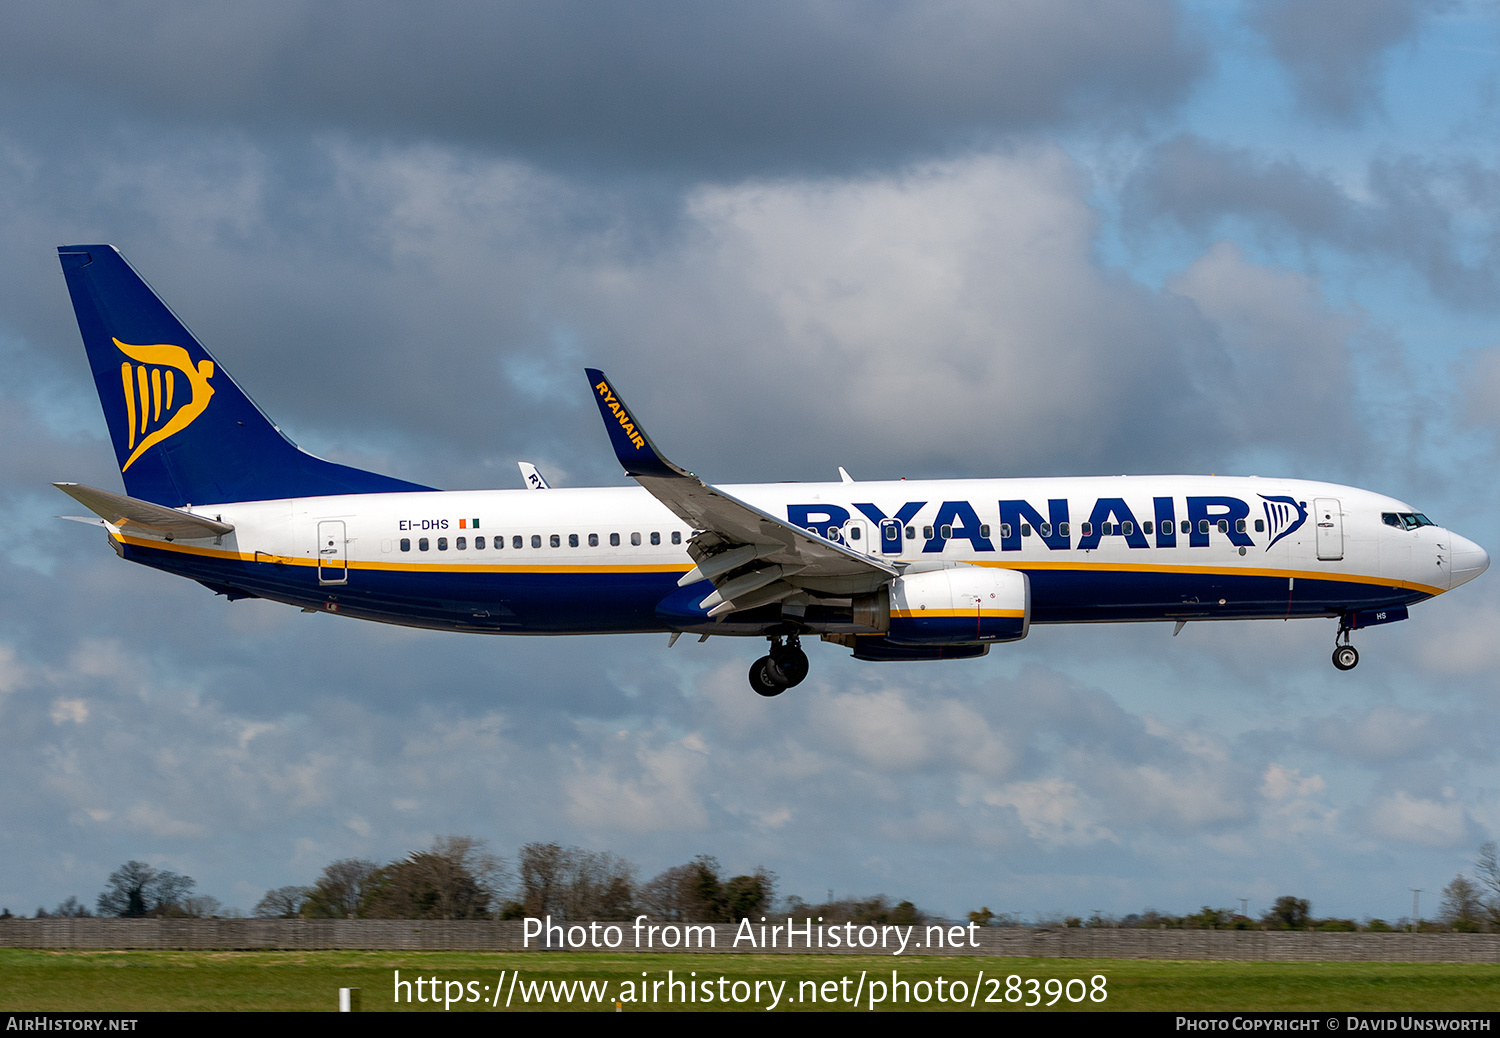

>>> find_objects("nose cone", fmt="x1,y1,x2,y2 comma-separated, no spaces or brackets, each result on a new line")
1449,533,1490,589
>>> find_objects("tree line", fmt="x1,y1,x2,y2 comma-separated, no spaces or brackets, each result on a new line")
253,838,783,922
6,840,1500,929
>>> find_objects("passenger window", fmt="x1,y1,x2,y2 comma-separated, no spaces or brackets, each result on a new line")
1060,522,1070,537
1217,520,1228,533
419,537,429,551
1000,524,1012,538
1123,521,1133,536
475,536,485,549
1255,520,1265,533
849,526,861,541
1181,520,1191,535
438,537,448,550
1198,520,1209,534
550,534,561,548
651,531,661,545
631,532,642,546
1080,522,1091,537
980,524,990,538
1040,523,1051,537
610,533,621,547
456,536,467,550
569,534,579,547
1101,522,1113,536
905,526,916,540
589,533,599,547
1235,519,1245,534
1020,524,1031,537
512,535,522,549
400,538,411,552
531,535,541,548
924,526,934,539
672,531,682,545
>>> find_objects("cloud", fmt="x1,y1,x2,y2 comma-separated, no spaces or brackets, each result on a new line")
1165,241,1360,453
1128,135,1500,313
978,778,1117,847
1312,706,1444,762
563,727,712,832
0,1,1204,175
1413,602,1500,674
1245,0,1443,122
1368,789,1466,846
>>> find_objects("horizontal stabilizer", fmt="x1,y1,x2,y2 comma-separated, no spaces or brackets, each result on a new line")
53,482,234,540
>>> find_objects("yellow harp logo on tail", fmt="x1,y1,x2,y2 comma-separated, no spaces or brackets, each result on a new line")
113,337,215,472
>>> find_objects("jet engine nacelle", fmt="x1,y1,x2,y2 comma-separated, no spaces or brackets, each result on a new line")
885,566,1030,646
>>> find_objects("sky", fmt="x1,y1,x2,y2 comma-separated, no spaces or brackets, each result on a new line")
1,0,1498,924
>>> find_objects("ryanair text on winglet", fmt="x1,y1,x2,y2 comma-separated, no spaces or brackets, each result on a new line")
594,380,647,450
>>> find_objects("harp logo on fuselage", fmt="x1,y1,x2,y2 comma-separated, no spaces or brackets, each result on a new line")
114,337,215,472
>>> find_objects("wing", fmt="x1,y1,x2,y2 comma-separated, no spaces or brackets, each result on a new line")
585,369,894,617
54,482,234,540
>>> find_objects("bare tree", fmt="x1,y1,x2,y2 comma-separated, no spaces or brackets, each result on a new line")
96,862,196,918
301,859,380,919
362,836,504,920
517,842,569,918
516,843,637,920
638,856,773,922
254,886,312,918
1477,842,1500,928
1440,874,1485,932
52,897,91,918
180,895,222,919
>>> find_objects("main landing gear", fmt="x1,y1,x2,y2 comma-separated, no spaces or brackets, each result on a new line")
1332,618,1359,671
749,635,809,697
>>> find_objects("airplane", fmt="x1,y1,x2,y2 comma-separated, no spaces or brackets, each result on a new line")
53,244,1490,696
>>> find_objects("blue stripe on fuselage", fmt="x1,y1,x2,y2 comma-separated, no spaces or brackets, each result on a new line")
117,539,1427,633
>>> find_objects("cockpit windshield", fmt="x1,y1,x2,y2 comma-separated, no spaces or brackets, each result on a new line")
1382,512,1435,531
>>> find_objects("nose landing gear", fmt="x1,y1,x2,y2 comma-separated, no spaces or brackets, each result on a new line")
1332,618,1359,671
749,635,809,697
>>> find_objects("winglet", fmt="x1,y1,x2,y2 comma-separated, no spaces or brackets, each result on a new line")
584,368,683,479
518,461,551,489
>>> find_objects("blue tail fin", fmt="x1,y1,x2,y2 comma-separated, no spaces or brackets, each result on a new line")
58,245,434,506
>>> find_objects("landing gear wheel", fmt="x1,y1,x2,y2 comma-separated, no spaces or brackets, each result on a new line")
749,656,787,697
770,645,809,687
1332,645,1359,671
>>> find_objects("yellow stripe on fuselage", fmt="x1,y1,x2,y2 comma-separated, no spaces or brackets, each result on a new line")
111,533,692,574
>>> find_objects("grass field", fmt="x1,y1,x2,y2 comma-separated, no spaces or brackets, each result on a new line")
1,950,1497,1012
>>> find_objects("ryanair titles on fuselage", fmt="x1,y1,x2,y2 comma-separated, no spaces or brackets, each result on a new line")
784,492,1307,554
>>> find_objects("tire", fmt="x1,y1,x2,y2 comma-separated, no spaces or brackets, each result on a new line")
749,656,786,696
770,646,809,687
1332,645,1359,671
